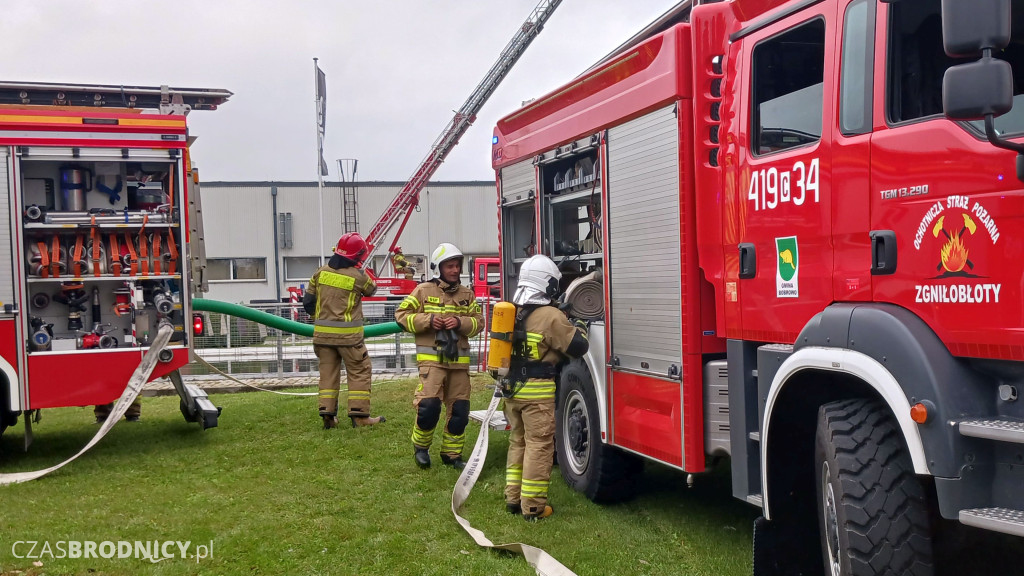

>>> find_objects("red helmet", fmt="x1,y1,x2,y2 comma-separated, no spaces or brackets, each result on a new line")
334,233,368,262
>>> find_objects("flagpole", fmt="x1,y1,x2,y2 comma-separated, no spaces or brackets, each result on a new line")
314,57,326,267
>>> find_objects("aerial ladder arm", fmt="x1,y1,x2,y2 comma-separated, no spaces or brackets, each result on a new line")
363,0,562,270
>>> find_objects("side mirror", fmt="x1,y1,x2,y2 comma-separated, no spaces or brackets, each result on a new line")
943,58,1014,120
941,0,1011,57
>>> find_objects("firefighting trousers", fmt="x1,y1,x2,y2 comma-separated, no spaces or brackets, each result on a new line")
503,398,556,516
314,342,373,417
411,365,471,457
95,398,141,420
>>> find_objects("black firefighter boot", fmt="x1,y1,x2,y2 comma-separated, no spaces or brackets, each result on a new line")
414,447,431,469
440,454,466,470
320,411,339,429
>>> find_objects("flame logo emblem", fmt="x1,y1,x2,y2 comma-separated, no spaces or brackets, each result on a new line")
932,213,979,277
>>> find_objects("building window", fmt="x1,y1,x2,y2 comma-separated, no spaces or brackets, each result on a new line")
208,258,267,282
284,256,322,281
751,18,825,155
206,259,231,281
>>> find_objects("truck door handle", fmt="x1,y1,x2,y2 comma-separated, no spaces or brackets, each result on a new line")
870,230,897,275
738,243,756,279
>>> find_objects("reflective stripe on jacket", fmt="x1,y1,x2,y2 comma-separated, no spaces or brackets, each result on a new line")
307,265,376,345
394,280,483,369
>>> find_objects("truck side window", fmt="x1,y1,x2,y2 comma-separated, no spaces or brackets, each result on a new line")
890,0,1024,133
965,6,1024,136
887,0,956,123
840,0,875,135
751,19,826,155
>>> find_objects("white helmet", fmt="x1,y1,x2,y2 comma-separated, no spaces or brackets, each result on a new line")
513,254,561,305
429,242,464,279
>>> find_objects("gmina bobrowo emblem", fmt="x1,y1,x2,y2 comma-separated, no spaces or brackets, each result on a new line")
932,213,979,277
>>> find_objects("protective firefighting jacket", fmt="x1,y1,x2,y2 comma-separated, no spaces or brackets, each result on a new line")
395,279,483,369
306,263,377,346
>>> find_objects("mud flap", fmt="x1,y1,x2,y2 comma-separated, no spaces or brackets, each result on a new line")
753,515,819,576
753,516,781,576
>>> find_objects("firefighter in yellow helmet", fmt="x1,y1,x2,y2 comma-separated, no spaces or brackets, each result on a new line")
395,242,483,469
501,254,588,521
303,233,385,429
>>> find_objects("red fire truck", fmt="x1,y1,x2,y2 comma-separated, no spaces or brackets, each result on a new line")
0,81,229,444
492,0,1022,573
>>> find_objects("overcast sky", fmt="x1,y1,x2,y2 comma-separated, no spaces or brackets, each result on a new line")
1,1,679,183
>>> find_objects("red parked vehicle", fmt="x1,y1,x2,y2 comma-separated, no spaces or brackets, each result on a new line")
492,0,1023,573
0,81,230,443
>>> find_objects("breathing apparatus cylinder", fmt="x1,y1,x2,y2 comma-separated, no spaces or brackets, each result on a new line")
487,301,516,377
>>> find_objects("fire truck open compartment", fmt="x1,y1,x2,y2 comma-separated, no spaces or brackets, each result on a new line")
501,133,606,303
19,150,188,359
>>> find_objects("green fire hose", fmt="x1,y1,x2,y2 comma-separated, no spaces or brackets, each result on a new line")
192,298,403,338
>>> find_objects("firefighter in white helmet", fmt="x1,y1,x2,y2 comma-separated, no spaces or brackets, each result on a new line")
395,242,484,469
502,254,588,521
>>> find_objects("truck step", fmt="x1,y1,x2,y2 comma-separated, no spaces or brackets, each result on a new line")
959,507,1024,537
959,419,1024,444
181,384,220,430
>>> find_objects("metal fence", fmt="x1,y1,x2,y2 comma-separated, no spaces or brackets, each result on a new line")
180,297,493,380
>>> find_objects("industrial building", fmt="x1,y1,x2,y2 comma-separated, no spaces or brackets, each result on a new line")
198,180,498,303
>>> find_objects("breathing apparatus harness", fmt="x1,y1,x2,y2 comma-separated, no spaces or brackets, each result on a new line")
497,304,556,398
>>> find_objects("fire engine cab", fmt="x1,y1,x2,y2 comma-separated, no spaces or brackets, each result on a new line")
493,0,1023,573
0,81,230,444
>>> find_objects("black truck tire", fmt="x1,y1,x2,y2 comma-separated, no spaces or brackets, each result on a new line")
0,384,18,437
555,358,641,503
815,398,934,576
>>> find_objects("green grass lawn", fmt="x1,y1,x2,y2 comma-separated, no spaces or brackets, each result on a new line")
0,376,756,576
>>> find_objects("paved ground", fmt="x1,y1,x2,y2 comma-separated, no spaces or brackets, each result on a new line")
141,371,418,397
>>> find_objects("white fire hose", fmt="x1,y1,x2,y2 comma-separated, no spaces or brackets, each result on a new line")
191,354,315,396
0,324,173,485
452,392,579,576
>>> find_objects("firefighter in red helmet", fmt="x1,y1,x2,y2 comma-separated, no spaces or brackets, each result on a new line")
392,246,415,281
303,233,385,428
